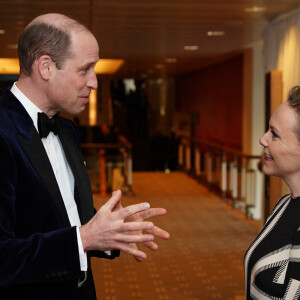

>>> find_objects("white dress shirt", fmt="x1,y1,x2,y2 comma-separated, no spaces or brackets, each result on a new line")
10,83,87,271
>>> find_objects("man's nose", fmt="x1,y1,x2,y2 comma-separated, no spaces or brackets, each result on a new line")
88,71,98,90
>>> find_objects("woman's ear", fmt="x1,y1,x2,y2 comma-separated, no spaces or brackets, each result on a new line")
37,55,53,80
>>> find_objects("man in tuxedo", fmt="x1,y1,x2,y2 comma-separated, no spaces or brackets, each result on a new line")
0,13,169,300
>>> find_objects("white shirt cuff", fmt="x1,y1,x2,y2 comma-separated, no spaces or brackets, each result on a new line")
76,226,87,271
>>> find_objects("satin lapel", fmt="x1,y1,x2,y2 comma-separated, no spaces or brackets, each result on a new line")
58,123,94,224
17,128,71,227
1,90,71,228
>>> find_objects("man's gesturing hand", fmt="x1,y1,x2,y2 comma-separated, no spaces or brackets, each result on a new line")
79,190,159,260
125,207,170,262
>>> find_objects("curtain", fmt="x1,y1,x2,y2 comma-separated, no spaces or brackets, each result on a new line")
264,8,300,100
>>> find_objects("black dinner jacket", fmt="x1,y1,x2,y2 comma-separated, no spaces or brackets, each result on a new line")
0,89,118,300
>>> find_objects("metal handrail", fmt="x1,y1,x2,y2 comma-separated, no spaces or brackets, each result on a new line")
81,142,133,195
179,136,263,219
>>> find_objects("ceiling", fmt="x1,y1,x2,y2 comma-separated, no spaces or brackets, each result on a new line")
0,0,300,79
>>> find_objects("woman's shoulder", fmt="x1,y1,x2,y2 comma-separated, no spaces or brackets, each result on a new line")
278,194,291,204
275,193,291,210
265,194,291,223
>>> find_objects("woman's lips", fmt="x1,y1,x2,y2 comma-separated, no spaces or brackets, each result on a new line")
264,153,273,161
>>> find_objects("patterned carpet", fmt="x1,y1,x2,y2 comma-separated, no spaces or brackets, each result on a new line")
91,172,260,300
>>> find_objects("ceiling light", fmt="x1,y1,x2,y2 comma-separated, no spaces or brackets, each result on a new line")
0,29,5,34
155,64,164,69
0,58,20,74
166,58,177,63
184,45,198,51
0,58,124,75
7,44,18,49
94,59,124,74
89,89,97,126
245,6,266,12
207,31,225,36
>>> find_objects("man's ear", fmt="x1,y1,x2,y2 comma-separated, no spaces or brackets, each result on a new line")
37,55,53,80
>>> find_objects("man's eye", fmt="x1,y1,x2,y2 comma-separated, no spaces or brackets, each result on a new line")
81,67,90,74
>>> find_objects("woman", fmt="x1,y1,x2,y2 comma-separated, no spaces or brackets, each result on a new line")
245,86,300,299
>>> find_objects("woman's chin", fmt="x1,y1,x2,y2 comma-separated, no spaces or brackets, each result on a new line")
262,166,274,176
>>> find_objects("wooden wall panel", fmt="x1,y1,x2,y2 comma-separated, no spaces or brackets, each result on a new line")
176,54,243,150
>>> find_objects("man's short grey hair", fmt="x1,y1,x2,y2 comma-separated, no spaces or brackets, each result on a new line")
18,18,88,76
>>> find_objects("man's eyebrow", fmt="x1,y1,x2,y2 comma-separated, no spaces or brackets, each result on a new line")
78,61,98,70
78,63,92,69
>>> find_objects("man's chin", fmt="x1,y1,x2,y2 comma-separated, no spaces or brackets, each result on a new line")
65,106,86,116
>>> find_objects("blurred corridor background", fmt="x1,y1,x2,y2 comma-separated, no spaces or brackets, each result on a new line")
2,1,300,298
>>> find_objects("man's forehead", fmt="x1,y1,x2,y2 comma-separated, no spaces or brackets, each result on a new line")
67,31,99,63
71,29,98,49
28,13,71,28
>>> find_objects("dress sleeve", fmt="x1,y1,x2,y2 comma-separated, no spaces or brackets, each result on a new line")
285,223,300,282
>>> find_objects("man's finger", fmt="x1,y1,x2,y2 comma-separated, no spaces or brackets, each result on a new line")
101,190,122,211
122,221,154,232
146,226,170,240
127,208,167,221
128,243,145,262
143,241,159,250
117,242,148,260
117,202,151,219
115,233,154,244
112,199,123,212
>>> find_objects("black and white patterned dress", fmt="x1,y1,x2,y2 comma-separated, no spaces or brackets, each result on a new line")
244,194,300,299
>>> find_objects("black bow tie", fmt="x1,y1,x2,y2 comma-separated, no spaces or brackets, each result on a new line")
37,112,60,138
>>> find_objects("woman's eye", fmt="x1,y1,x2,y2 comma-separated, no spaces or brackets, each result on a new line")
271,130,278,139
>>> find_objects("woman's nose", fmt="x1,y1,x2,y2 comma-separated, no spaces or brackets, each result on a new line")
259,131,268,147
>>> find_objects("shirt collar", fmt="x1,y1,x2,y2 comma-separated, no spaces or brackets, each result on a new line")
10,82,42,131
